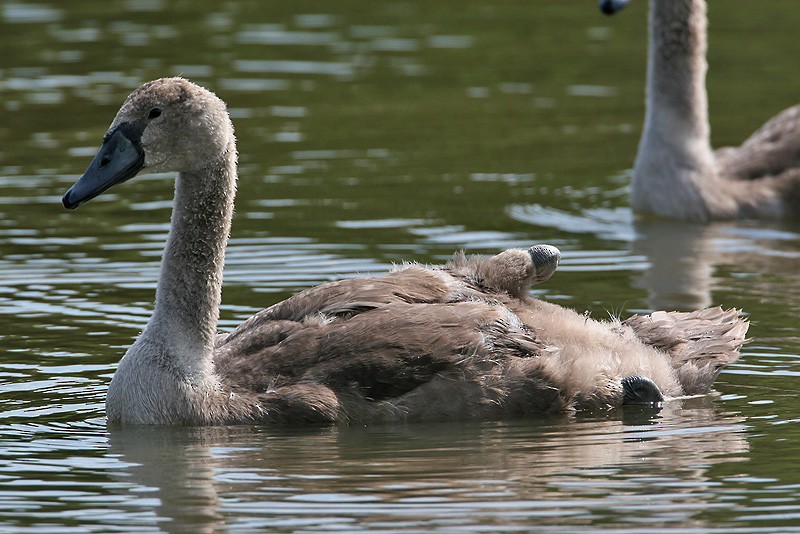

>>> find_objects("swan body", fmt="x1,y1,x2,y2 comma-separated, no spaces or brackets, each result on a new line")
63,78,748,425
602,0,800,222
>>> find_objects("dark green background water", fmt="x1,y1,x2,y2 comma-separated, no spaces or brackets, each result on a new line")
1,1,799,531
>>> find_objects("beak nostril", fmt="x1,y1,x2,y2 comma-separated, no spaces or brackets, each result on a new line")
100,155,111,167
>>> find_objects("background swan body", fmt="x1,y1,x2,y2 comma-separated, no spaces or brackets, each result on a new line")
602,0,800,222
62,78,748,425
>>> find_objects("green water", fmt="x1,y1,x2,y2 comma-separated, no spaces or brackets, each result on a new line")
1,0,800,531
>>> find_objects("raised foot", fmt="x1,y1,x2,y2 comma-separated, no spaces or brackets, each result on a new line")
621,376,664,406
528,244,561,285
451,244,562,298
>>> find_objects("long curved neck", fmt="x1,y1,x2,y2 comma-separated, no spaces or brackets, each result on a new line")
145,145,237,378
107,130,238,424
644,0,711,144
632,0,717,219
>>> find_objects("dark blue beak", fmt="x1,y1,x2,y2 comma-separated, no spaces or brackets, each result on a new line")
599,0,631,15
62,128,145,209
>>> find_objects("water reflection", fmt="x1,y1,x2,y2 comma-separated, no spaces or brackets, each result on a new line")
108,400,747,532
2,2,63,24
632,219,800,311
509,202,800,312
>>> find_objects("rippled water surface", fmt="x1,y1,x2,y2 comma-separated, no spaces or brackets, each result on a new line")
2,1,800,531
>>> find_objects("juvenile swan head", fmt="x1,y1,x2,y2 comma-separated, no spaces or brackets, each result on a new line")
63,77,235,209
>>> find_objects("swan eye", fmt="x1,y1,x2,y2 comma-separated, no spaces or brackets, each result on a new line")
147,107,162,120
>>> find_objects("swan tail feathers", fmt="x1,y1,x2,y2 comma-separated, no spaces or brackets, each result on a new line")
624,307,748,395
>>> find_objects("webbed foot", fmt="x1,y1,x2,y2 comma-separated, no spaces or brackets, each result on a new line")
463,244,561,298
528,244,561,285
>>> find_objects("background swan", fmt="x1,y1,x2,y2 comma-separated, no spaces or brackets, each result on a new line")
62,78,748,425
601,0,800,222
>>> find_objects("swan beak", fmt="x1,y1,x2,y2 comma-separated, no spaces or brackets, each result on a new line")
62,128,145,209
599,0,630,15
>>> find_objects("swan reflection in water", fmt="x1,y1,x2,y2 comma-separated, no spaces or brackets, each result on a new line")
108,399,748,533
508,202,800,312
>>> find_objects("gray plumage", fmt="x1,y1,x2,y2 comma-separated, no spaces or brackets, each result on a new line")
63,78,749,425
608,0,800,221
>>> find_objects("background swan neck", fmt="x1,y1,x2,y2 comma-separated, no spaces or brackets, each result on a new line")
643,0,711,143
148,146,237,370
631,0,717,220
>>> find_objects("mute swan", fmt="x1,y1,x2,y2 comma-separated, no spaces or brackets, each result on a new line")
601,0,800,222
62,78,748,425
